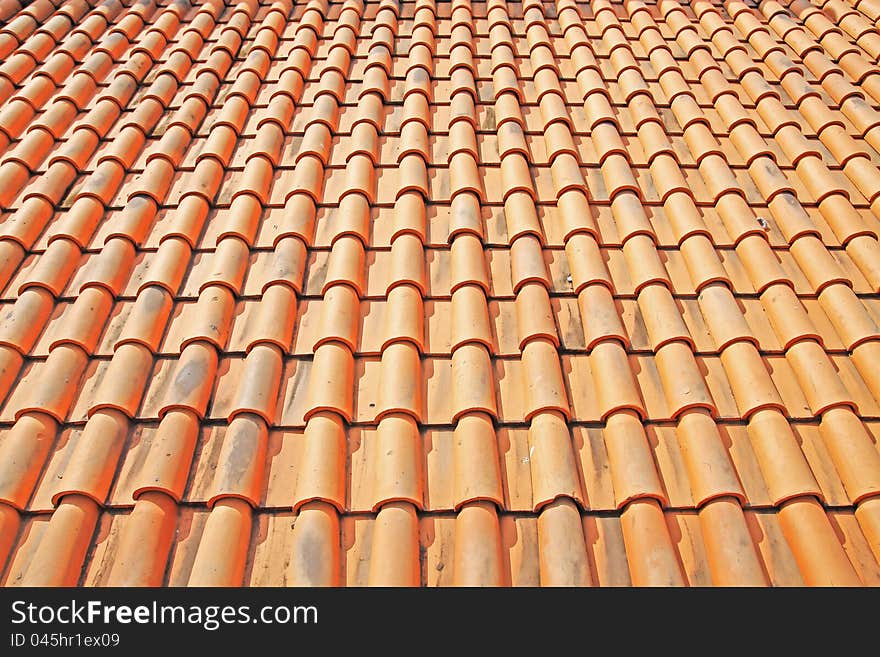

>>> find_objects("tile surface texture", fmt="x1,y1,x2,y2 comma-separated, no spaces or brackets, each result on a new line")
0,0,879,586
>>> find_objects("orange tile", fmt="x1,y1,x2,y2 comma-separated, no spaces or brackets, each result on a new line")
207,413,268,509
0,501,20,575
90,343,153,418
452,411,503,509
451,343,497,421
11,495,99,586
521,339,570,420
855,497,880,566
156,342,218,420
292,411,346,512
720,341,786,418
448,286,491,352
0,412,57,510
0,286,54,354
377,343,422,422
698,284,756,350
452,501,505,586
504,190,543,241
537,498,592,586
509,233,550,292
621,234,671,292
604,410,666,507
388,234,427,295
368,502,420,586
637,285,693,350
565,233,612,294
778,496,863,586
675,409,745,506
187,498,252,586
450,232,488,291
655,341,716,418
11,344,87,423
102,492,177,586
306,342,355,423
527,409,584,510
314,284,360,352
621,499,686,586
128,412,200,504
818,407,880,504
590,342,645,420
786,339,856,415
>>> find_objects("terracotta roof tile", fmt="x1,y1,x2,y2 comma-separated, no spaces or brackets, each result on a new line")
0,0,879,587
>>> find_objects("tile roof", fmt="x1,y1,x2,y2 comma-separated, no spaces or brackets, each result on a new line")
0,0,879,587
